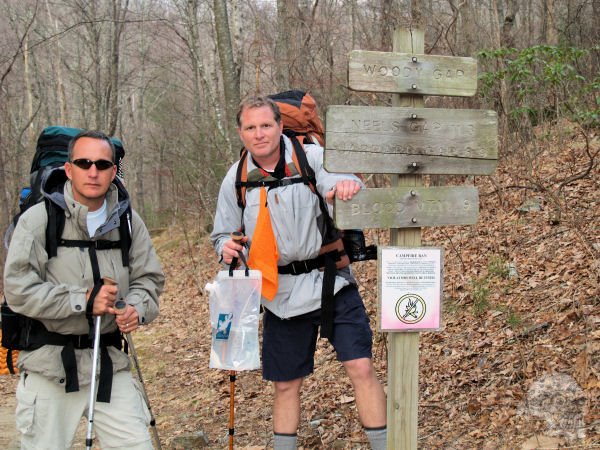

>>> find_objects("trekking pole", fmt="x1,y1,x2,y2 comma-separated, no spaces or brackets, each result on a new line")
229,370,236,450
227,231,245,450
86,277,115,450
114,299,163,450
86,315,102,450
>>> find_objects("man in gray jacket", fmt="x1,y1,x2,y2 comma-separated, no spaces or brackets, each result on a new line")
211,96,386,450
4,130,164,449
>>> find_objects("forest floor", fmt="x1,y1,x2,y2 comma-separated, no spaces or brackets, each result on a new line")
1,121,599,449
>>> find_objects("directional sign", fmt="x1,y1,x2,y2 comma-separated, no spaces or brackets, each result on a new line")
348,50,478,96
325,106,498,175
333,186,479,229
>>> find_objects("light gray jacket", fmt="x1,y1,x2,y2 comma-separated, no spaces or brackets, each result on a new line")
211,136,362,319
3,172,164,385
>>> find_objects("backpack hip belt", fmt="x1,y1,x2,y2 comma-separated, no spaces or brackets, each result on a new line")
28,327,123,397
28,328,122,349
277,248,347,275
277,245,345,341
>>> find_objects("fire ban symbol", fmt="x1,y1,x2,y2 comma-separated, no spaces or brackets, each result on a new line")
395,294,426,324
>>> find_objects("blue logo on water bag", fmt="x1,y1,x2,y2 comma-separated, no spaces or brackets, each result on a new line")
215,313,233,340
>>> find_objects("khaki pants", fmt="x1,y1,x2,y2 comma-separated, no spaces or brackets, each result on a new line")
15,370,153,450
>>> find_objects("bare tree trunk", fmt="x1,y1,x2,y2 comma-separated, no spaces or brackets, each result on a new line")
107,0,128,136
134,149,146,219
157,143,165,222
44,0,68,125
23,36,35,144
524,0,534,47
89,1,103,129
176,0,228,157
230,0,244,89
544,0,558,45
381,0,394,49
274,0,290,90
490,0,509,137
458,0,477,55
501,0,518,47
593,0,600,44
350,0,358,49
0,123,10,252
213,0,241,156
446,0,465,56
411,0,424,29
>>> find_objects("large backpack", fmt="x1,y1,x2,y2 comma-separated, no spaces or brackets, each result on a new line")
234,90,375,339
1,126,130,376
4,126,125,249
269,90,325,146
236,90,376,263
236,90,349,266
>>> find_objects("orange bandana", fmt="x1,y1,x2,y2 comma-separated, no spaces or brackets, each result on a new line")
247,187,279,300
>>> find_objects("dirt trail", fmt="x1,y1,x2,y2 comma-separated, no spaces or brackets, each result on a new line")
0,377,19,450
0,376,105,450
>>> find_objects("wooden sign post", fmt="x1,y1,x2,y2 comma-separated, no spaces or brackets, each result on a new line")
325,28,498,449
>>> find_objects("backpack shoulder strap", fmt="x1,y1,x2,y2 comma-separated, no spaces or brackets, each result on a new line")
235,149,250,209
44,197,131,267
287,133,339,235
44,199,65,259
286,132,317,195
119,207,131,267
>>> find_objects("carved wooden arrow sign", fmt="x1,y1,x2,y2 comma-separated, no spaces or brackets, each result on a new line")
325,105,498,175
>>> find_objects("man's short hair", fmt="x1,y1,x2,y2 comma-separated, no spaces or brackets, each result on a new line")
68,130,116,162
236,95,281,127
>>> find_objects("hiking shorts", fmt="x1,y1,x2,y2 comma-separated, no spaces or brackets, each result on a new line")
262,285,373,382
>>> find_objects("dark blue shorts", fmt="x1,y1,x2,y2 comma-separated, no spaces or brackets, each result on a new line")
262,285,373,382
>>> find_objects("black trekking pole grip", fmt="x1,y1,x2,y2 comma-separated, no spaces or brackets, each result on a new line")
229,231,248,276
114,299,127,315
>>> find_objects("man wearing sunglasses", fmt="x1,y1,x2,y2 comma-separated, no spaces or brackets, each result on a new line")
4,130,164,449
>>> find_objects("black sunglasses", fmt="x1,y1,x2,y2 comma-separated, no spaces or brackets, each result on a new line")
71,159,115,170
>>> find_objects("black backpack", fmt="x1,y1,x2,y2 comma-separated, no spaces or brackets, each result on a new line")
4,126,125,246
1,126,130,375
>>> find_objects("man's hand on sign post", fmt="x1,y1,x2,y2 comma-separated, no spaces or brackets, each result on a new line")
326,180,362,204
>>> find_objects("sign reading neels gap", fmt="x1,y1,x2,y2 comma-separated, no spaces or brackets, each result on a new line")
325,106,498,175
